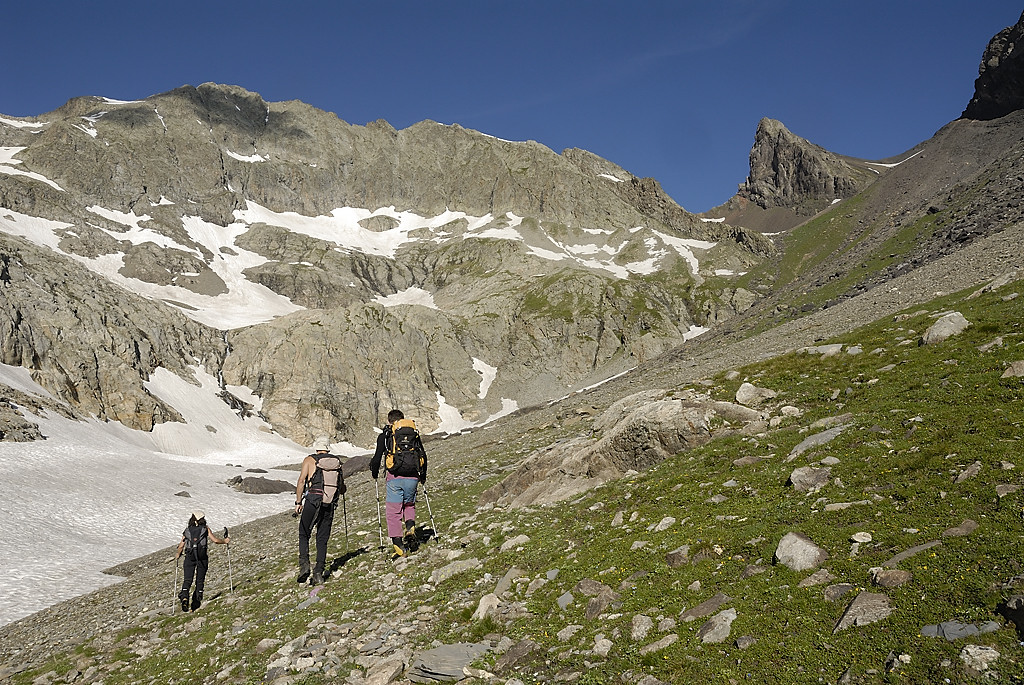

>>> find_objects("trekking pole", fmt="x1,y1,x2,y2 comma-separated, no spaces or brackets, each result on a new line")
223,527,233,592
374,476,385,551
172,556,179,612
342,491,350,553
422,486,441,542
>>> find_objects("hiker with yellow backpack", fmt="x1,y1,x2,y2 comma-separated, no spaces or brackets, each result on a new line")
370,409,428,559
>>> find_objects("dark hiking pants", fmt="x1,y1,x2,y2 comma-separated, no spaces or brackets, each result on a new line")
181,554,208,610
298,501,335,574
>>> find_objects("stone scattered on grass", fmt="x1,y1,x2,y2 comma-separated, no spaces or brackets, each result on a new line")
788,425,847,461
954,462,982,483
870,568,912,588
665,545,690,568
788,466,832,493
593,637,613,657
882,541,941,568
736,635,757,650
960,645,1000,674
1002,360,1024,378
493,639,537,673
735,382,777,406
775,532,829,571
472,593,500,621
798,569,835,588
834,592,892,633
920,312,970,345
500,534,530,552
697,609,737,644
631,615,653,641
680,593,731,623
557,625,583,642
942,519,978,537
639,634,678,655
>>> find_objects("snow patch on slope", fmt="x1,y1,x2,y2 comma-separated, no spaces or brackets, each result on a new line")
374,287,438,310
0,147,64,191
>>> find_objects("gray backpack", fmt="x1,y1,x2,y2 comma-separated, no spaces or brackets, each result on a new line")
308,454,344,505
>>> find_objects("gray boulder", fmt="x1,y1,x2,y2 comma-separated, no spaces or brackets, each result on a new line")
735,382,777,407
788,466,832,493
920,312,970,345
775,532,829,571
697,608,737,644
227,476,293,494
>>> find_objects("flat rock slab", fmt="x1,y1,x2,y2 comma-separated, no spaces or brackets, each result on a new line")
883,541,941,568
680,592,731,622
922,620,1000,642
834,592,892,633
942,519,979,537
408,642,490,682
788,425,846,460
430,558,482,585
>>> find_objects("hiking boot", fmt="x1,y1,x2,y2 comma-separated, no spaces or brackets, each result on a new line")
297,559,311,584
404,524,420,553
391,538,407,560
178,591,189,612
311,571,324,586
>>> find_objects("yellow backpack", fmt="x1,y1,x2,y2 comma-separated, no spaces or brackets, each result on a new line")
385,418,424,477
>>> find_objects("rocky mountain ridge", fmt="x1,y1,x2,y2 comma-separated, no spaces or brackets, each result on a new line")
0,84,773,446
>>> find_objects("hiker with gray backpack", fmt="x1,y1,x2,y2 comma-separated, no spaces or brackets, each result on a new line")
174,510,229,612
294,436,345,585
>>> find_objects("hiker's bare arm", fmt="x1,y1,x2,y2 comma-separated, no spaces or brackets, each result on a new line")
295,456,315,512
207,526,229,545
174,538,184,559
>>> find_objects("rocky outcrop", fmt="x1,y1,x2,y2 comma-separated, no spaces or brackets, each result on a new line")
738,118,873,214
962,11,1024,120
479,389,779,508
0,233,225,431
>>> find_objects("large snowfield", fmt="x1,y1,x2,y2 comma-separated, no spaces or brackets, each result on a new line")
0,362,353,627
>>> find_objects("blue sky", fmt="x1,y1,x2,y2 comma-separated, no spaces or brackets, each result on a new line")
2,1,1020,212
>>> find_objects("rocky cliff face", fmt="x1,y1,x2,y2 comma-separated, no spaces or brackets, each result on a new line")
0,84,769,447
737,118,875,215
962,11,1024,120
0,232,225,431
